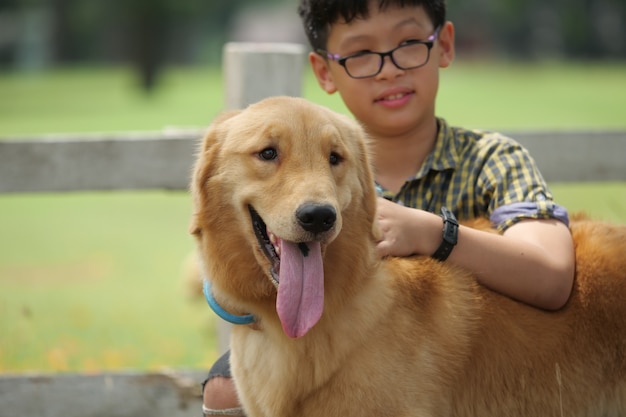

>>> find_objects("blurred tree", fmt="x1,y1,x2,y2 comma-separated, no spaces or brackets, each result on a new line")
3,0,257,90
0,0,20,65
450,0,625,59
1,0,624,78
49,0,105,62
50,0,70,61
118,0,252,92
120,0,171,92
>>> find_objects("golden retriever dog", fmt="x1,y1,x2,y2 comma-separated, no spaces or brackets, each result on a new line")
190,96,626,417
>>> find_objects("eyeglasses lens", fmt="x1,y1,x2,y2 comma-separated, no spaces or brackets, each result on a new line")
344,43,430,78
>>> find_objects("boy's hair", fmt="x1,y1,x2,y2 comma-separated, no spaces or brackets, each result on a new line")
298,0,447,52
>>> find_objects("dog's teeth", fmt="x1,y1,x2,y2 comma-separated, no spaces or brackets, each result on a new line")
267,231,281,257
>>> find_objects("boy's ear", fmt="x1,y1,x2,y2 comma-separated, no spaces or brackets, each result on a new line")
308,51,338,94
437,21,455,69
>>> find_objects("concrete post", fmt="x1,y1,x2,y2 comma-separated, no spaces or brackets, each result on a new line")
223,42,306,110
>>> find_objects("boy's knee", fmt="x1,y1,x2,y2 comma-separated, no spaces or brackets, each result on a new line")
202,375,245,416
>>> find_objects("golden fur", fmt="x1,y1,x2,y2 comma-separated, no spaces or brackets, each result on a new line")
190,96,626,417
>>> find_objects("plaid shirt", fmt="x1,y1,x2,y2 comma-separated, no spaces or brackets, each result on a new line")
377,118,569,231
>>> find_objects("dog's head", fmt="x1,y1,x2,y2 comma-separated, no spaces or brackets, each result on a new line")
190,97,378,338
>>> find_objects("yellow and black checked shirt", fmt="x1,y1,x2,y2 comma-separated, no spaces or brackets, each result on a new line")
377,118,569,231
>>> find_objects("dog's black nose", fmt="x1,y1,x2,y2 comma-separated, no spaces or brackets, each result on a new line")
296,204,336,234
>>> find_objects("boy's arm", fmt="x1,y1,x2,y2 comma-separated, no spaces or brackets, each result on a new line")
375,198,575,310
453,217,574,310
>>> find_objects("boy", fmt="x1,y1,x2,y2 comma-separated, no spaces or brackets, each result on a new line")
202,0,575,415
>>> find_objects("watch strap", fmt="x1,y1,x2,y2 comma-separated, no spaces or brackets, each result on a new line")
431,206,459,262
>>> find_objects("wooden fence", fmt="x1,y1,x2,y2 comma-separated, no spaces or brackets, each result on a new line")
0,42,624,417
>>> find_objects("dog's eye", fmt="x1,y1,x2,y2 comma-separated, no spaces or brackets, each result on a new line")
259,147,278,161
329,152,342,166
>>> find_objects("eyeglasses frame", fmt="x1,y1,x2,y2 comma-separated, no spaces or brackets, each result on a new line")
317,26,442,79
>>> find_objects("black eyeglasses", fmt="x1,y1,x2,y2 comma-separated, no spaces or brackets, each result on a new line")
317,26,441,79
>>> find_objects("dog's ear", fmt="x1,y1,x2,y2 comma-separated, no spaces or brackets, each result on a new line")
189,110,241,236
334,115,378,232
193,109,241,182
198,110,241,153
354,127,379,240
188,222,201,236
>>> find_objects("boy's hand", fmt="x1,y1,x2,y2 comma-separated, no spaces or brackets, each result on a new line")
375,197,439,257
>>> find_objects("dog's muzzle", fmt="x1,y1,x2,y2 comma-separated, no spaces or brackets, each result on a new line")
248,204,328,338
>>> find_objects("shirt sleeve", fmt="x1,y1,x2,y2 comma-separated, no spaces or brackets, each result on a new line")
475,134,570,231
491,201,570,231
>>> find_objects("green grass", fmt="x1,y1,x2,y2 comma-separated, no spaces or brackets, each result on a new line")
0,62,625,373
437,61,626,130
0,192,216,372
1,61,625,136
549,182,626,224
0,66,225,136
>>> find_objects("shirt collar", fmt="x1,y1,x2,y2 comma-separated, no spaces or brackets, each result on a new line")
415,118,460,179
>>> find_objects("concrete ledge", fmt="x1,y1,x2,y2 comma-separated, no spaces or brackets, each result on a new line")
0,129,624,193
0,129,203,193
0,370,206,417
509,130,626,182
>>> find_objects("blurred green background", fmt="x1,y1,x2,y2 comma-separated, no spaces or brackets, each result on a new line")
0,0,625,374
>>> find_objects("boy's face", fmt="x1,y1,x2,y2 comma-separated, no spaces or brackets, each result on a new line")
309,4,454,138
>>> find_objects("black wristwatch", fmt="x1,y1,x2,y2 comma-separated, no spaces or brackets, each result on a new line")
431,207,459,262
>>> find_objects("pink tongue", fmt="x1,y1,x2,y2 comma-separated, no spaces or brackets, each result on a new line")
276,240,324,338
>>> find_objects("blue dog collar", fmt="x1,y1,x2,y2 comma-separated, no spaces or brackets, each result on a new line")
203,280,256,325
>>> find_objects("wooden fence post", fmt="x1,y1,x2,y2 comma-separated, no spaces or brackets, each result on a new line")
217,42,306,355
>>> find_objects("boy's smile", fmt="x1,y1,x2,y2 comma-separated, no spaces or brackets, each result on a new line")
374,87,415,109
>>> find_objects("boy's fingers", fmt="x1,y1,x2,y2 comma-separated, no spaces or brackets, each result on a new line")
375,240,390,257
